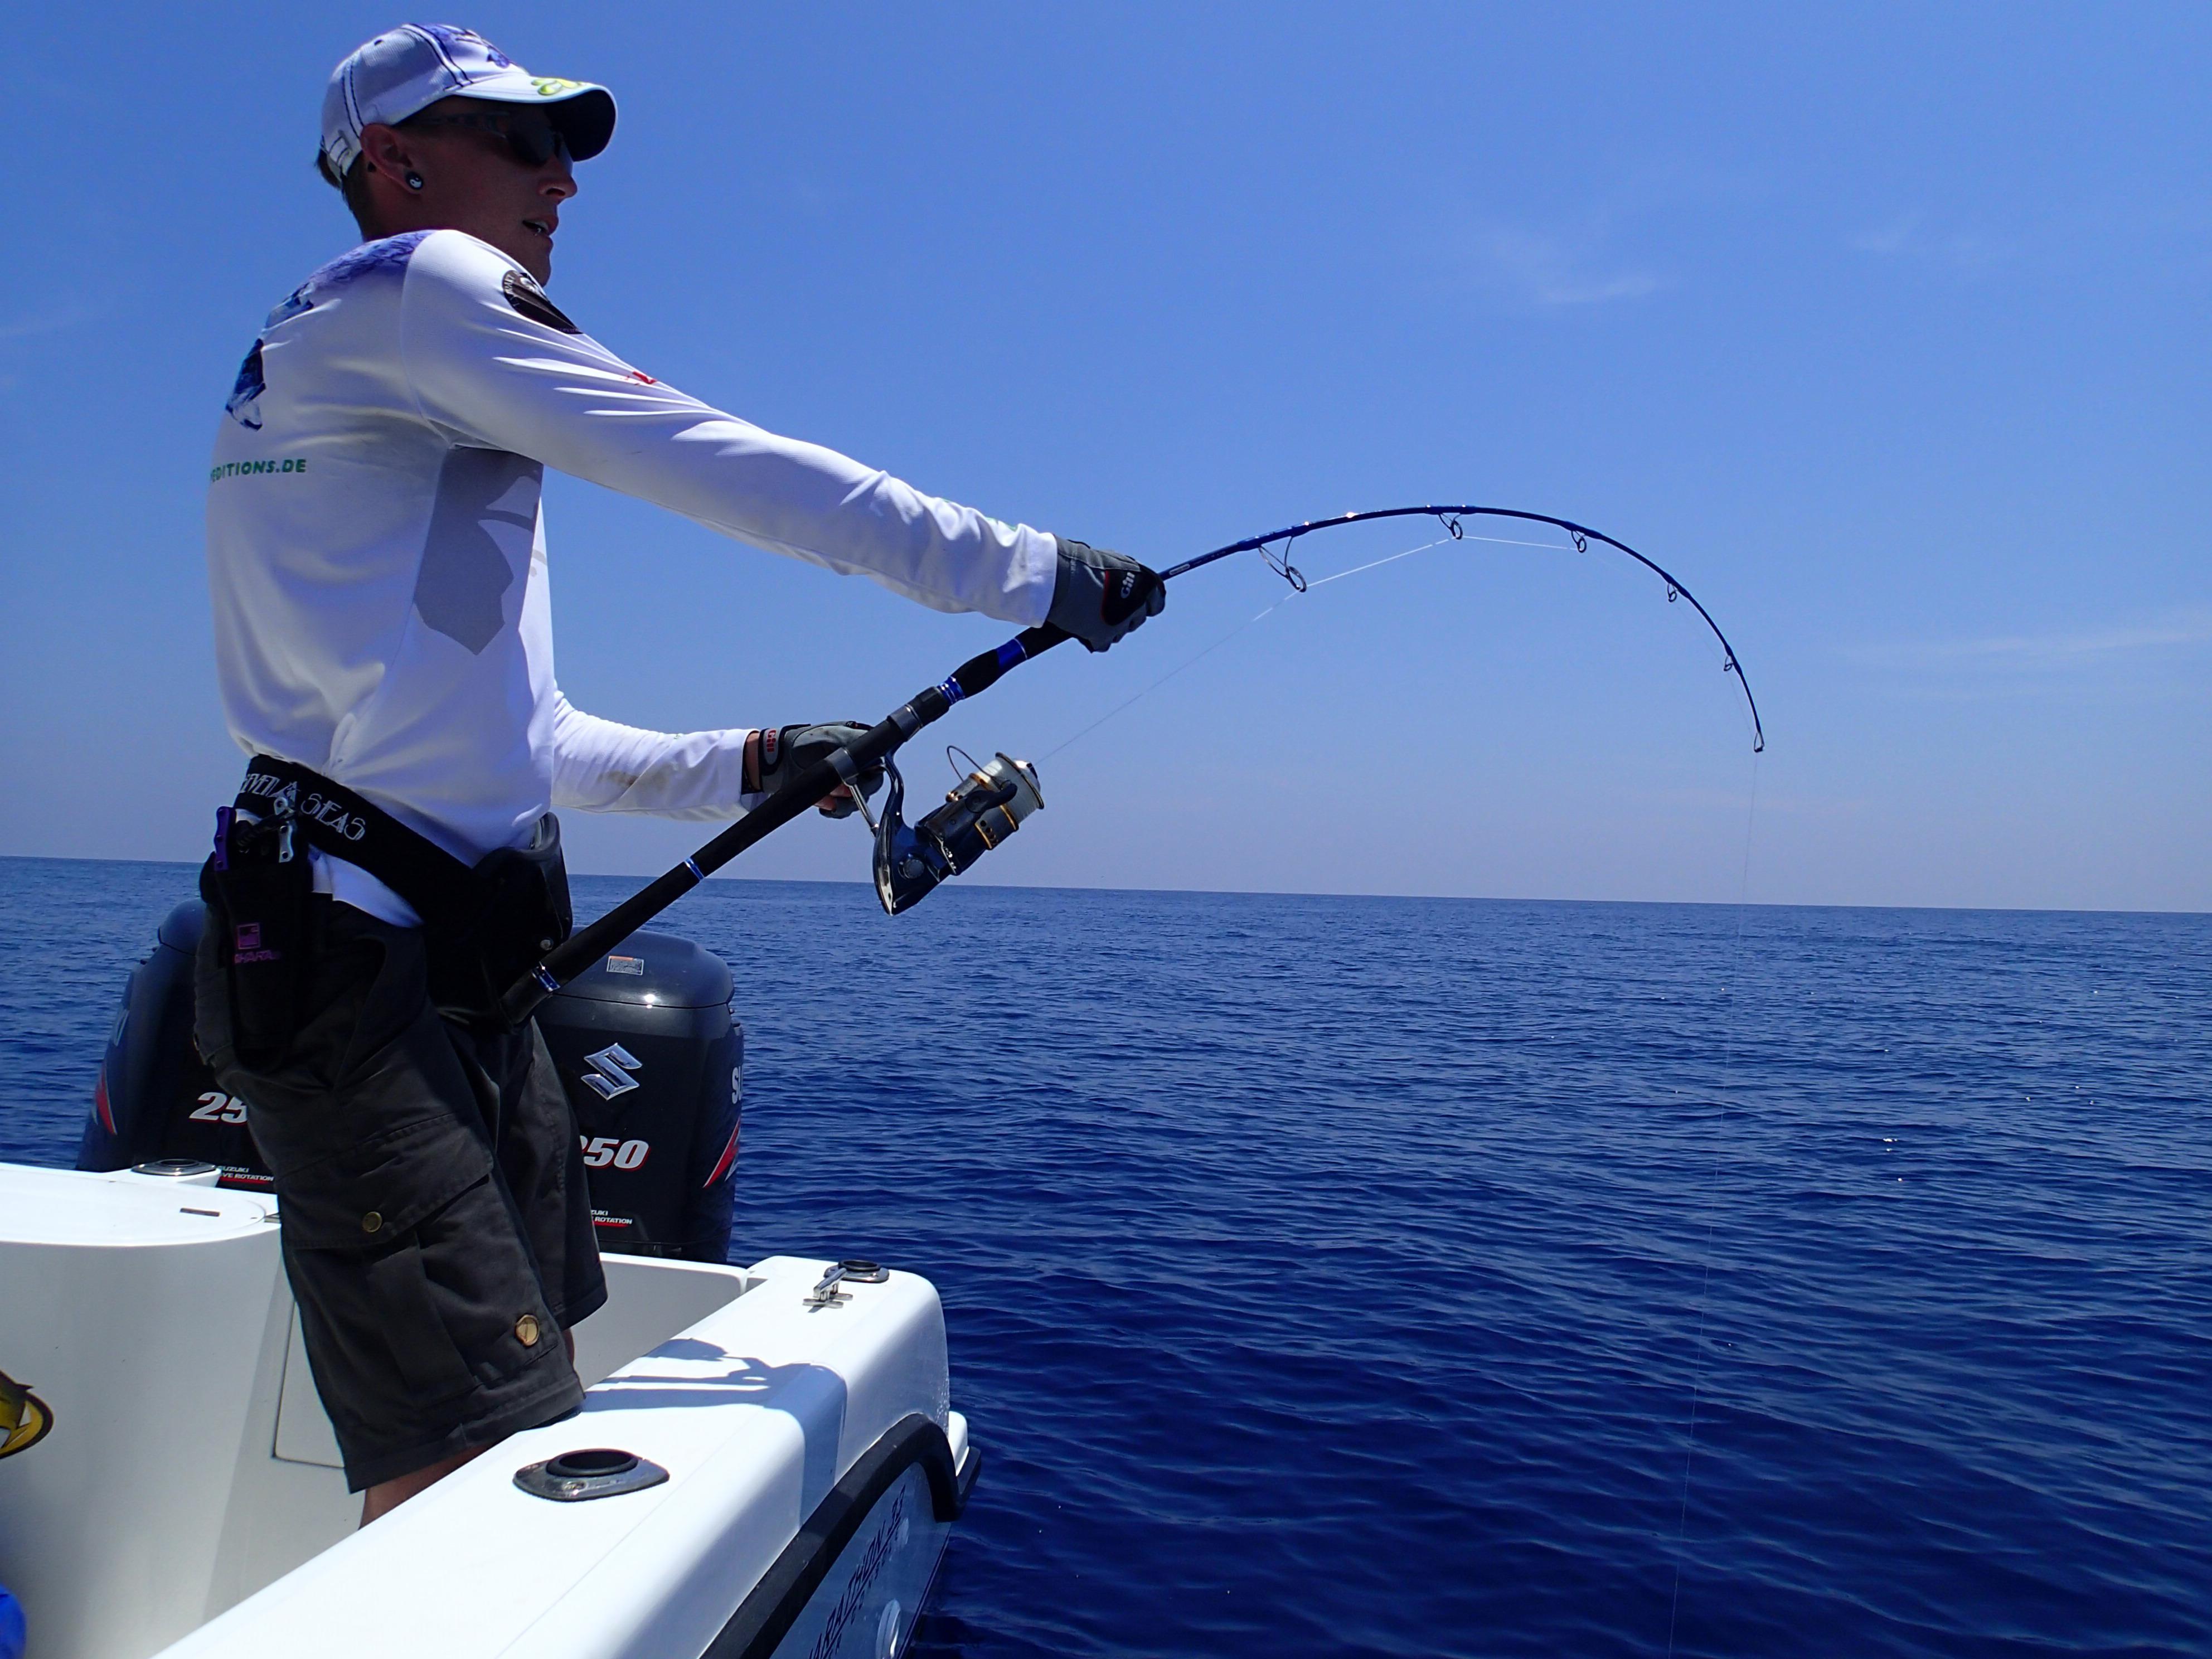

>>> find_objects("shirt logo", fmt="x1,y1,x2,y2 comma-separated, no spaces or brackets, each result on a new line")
225,341,266,429
209,459,310,482
501,270,581,335
265,285,316,329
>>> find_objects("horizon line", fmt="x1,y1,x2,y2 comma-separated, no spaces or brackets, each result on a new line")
1,853,2203,921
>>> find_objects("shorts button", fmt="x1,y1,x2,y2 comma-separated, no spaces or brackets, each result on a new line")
516,1314,541,1347
361,1211,382,1234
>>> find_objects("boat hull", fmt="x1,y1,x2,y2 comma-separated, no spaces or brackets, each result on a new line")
0,1163,973,1659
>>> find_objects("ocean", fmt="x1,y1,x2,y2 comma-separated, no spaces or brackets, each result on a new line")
2,857,2206,1656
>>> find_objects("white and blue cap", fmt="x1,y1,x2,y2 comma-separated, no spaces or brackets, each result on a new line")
319,24,615,185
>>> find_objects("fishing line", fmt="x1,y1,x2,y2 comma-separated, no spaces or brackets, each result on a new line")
1037,595,1288,761
1297,532,1458,588
1663,751,1763,1658
1037,530,1464,761
1161,505,1767,755
1039,525,1615,758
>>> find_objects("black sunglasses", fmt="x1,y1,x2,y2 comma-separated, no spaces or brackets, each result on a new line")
406,109,570,169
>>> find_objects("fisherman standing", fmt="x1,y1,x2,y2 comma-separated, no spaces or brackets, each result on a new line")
196,23,1162,1526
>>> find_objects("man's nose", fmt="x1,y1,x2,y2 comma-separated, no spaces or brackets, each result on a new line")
541,160,577,201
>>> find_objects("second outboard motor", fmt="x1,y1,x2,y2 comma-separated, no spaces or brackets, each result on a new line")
75,900,267,1191
79,905,743,1263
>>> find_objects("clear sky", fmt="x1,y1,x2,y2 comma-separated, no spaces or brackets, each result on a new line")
3,4,2205,911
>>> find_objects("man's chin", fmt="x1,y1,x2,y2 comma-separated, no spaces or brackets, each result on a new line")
489,231,554,285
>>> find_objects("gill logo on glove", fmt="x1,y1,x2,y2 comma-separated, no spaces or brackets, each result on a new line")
0,1367,54,1460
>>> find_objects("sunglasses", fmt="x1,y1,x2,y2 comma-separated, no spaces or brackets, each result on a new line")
406,109,570,169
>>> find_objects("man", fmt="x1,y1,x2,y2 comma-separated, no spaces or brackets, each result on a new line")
197,23,1162,1527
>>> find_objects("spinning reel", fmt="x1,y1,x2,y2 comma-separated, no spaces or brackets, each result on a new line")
851,746,1045,915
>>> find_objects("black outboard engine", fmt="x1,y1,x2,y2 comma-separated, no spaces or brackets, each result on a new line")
532,935,744,1262
78,903,743,1263
76,900,268,1190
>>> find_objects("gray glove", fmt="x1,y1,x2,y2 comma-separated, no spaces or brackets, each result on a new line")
1047,536,1166,653
745,722,883,818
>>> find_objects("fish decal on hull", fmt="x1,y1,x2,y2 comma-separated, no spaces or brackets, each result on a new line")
0,1366,52,1459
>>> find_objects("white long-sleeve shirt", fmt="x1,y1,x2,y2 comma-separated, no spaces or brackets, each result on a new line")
206,228,1058,923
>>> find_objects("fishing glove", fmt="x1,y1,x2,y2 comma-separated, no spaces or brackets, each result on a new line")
1047,536,1166,653
744,722,884,818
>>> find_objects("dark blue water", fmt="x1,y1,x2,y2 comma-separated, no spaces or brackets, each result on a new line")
3,858,2207,1657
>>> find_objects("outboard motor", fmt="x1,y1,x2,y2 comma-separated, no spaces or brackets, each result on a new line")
78,904,743,1263
75,901,266,1190
532,934,743,1263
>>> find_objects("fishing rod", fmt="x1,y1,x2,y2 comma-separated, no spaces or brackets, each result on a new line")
1162,505,1764,752
500,506,1763,1025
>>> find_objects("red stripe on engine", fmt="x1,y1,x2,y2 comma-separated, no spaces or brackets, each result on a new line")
703,1123,740,1188
94,1065,115,1134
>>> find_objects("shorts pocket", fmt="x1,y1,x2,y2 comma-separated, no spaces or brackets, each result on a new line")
279,1107,557,1413
287,1167,563,1413
273,1109,493,1240
361,1229,483,1401
406,1173,564,1395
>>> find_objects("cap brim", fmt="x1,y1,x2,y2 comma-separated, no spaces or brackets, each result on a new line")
457,76,616,163
549,88,615,163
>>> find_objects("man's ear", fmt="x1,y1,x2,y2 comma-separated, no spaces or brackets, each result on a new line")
357,123,420,193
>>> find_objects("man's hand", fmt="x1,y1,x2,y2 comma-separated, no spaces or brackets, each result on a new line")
743,722,884,818
1047,536,1166,653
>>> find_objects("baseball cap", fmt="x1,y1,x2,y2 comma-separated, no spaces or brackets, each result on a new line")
319,24,615,186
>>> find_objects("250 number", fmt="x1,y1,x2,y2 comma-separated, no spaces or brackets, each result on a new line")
579,1136,649,1171
188,1090,249,1124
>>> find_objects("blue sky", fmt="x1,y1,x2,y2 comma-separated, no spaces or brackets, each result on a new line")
3,4,2205,910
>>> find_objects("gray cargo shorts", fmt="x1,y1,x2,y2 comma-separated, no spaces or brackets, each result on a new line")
196,896,606,1492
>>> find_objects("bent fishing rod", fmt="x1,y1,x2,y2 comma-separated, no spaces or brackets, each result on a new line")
501,505,1764,1024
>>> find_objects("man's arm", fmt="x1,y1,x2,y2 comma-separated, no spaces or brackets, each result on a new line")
398,231,1056,625
546,693,755,819
547,696,869,820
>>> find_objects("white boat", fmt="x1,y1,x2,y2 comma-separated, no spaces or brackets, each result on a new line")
0,911,977,1659
0,912,979,1659
0,1160,974,1659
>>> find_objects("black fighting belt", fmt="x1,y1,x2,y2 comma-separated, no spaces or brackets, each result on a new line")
233,757,483,920
212,757,572,1036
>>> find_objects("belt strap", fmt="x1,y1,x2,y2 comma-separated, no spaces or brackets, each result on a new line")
235,756,482,925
